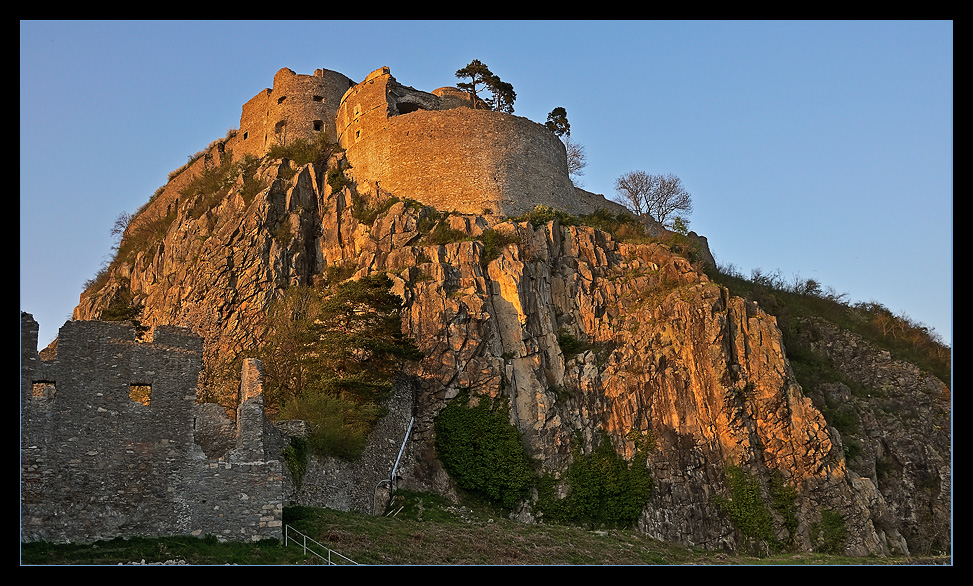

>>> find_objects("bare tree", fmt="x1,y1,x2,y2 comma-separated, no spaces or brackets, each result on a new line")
613,171,693,227
563,136,587,185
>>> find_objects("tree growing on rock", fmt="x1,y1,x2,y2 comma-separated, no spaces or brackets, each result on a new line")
455,59,495,109
456,60,516,113
486,75,517,113
543,107,586,184
545,107,571,137
255,273,423,459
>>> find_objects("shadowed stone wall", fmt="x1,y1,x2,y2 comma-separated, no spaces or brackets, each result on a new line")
21,313,283,544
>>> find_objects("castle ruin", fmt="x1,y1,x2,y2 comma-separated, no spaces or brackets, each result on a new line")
20,312,284,544
135,65,603,239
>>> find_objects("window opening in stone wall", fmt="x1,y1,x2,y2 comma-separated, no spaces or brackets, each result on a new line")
130,384,151,406
243,131,249,140
32,380,55,399
313,120,324,131
277,96,287,105
313,95,323,102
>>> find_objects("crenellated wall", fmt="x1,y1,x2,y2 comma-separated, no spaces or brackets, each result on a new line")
20,312,284,544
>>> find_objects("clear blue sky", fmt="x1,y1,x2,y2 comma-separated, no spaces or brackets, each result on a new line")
21,21,952,350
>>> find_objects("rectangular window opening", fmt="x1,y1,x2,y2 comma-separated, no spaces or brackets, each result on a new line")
32,380,56,399
129,384,152,406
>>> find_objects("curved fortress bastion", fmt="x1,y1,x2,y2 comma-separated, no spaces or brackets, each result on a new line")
335,67,580,216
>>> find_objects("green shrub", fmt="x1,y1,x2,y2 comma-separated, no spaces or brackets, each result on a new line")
282,436,309,488
326,167,350,194
98,285,148,338
713,465,777,547
556,328,592,359
322,261,357,285
478,228,520,267
578,208,647,242
511,205,579,228
434,392,535,510
346,187,402,226
812,509,848,554
537,431,653,529
280,391,384,461
236,154,268,203
769,471,799,547
425,218,469,245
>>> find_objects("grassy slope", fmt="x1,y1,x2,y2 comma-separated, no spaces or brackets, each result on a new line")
21,499,943,566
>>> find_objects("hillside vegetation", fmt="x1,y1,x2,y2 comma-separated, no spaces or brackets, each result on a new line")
706,264,950,390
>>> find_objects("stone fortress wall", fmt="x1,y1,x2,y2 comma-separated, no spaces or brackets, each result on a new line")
21,312,284,544
336,67,580,216
235,67,356,161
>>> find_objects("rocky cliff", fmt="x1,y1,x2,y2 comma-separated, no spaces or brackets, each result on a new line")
73,144,949,557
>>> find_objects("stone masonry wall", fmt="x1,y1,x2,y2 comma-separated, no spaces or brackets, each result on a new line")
236,67,356,161
343,107,578,217
21,313,283,544
336,68,579,217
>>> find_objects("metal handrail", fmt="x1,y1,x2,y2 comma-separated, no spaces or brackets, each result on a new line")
374,416,415,514
284,525,360,565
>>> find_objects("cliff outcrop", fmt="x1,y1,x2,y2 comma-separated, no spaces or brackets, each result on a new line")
791,318,951,555
70,144,949,556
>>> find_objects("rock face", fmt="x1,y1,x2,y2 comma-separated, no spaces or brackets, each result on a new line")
72,144,948,556
792,318,951,556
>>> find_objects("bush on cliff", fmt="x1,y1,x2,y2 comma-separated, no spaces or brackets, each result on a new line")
267,134,338,168
434,391,535,510
536,431,654,529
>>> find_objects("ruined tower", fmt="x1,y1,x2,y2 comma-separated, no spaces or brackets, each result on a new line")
235,67,356,160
